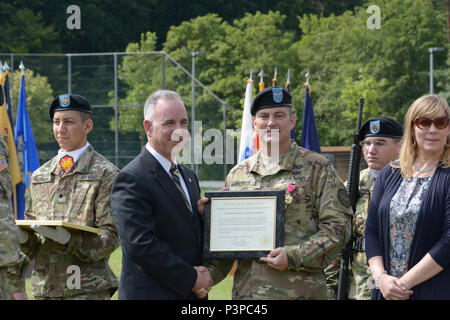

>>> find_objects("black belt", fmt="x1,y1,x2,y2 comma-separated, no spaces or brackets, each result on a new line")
353,236,365,252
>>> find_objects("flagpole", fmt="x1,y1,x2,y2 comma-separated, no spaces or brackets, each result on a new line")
19,61,30,188
258,69,265,92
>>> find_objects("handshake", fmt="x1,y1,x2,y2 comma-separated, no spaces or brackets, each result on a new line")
192,266,213,299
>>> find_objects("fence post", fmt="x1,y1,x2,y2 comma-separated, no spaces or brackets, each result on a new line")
162,53,166,89
114,53,119,167
9,54,14,110
67,54,72,94
223,102,227,180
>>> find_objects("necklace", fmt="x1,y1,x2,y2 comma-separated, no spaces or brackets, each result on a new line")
414,162,440,173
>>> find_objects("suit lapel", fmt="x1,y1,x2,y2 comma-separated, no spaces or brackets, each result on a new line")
143,150,196,227
178,164,202,243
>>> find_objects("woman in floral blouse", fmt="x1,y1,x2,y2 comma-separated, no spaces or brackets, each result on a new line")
365,95,450,300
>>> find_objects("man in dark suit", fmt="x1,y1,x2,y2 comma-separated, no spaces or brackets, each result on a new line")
111,90,211,300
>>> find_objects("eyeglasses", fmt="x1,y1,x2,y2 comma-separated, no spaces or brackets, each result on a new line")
413,116,449,130
359,140,396,148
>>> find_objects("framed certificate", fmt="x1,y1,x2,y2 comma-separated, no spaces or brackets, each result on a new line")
203,190,285,259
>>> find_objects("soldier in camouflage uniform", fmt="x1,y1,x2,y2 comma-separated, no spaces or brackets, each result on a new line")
0,135,29,300
204,87,353,299
325,117,403,299
18,94,119,299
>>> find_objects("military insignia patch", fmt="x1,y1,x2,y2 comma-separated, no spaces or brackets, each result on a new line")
370,120,380,134
59,155,74,173
272,87,283,103
59,94,71,107
338,188,351,208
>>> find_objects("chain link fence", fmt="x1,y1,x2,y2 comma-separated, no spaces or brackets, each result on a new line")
1,52,239,181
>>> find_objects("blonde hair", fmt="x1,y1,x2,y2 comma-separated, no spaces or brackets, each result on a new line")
395,95,450,179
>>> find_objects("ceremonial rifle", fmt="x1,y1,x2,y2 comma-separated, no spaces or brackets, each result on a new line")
337,97,364,300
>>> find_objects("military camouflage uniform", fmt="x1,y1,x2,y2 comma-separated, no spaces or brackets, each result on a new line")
348,168,375,299
0,138,28,300
207,141,353,300
325,168,375,299
21,145,119,299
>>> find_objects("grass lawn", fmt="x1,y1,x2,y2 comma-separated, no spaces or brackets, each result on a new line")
25,185,233,299
25,246,233,300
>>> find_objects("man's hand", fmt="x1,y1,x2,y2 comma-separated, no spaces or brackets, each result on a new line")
259,247,288,271
31,225,71,245
192,266,213,299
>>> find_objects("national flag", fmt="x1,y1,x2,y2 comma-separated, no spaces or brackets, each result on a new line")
0,78,21,187
300,84,321,153
14,74,40,219
238,75,255,162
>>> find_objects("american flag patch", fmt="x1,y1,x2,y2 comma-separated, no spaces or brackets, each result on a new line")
0,156,8,172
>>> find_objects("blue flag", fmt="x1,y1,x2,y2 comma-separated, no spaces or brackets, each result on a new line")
14,74,40,219
300,85,321,153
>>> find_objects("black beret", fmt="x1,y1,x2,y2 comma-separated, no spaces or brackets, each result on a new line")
251,86,292,116
49,94,92,120
358,116,403,142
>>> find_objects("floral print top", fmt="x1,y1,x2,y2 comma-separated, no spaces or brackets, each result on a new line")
388,176,432,277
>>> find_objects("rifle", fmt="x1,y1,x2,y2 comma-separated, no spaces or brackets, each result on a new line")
337,97,364,300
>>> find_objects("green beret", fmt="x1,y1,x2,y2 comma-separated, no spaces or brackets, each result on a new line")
49,94,92,120
251,86,292,116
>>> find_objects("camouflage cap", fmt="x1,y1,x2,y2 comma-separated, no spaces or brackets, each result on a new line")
49,94,92,120
251,86,292,116
358,116,403,141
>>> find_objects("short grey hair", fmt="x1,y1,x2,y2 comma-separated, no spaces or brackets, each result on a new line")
143,90,184,122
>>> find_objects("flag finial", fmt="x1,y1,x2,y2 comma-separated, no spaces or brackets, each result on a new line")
258,69,265,82
249,68,253,81
19,61,25,74
286,69,291,83
305,70,310,84
3,62,10,73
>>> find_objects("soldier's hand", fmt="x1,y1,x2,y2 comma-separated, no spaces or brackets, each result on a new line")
31,225,71,245
260,247,288,271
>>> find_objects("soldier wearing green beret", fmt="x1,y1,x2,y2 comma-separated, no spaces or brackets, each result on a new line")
17,94,119,299
325,116,403,299
200,87,353,299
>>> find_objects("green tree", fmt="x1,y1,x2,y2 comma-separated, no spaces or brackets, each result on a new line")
11,69,55,160
0,7,60,53
295,0,447,145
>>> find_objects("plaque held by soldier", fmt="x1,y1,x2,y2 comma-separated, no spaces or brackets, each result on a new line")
203,190,285,259
15,220,100,234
